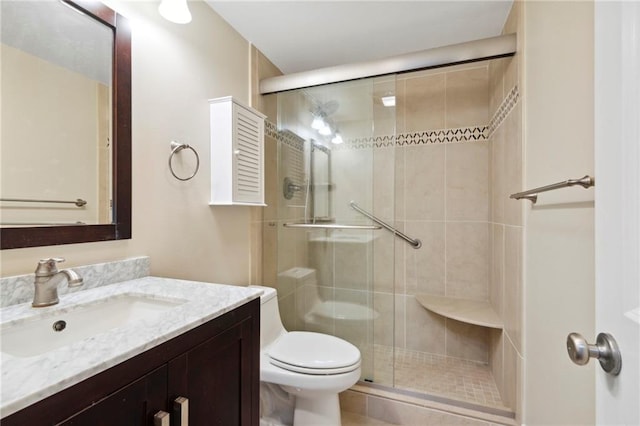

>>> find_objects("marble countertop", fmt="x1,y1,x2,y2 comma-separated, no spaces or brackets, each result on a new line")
0,277,262,418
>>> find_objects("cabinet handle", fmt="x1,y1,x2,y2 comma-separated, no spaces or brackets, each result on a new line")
153,411,170,426
174,396,189,426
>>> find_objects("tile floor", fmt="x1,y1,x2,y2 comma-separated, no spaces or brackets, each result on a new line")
370,345,508,410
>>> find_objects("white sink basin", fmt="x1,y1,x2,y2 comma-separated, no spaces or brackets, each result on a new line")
0,294,186,358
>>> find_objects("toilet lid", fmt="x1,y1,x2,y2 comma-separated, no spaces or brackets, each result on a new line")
268,331,361,375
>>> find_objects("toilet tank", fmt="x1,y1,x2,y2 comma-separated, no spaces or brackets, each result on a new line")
249,285,285,348
277,267,317,290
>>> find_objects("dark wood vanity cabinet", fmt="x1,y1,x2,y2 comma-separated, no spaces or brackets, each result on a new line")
57,366,168,425
2,299,259,426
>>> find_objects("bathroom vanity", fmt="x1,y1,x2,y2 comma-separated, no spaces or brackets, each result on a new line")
0,276,261,426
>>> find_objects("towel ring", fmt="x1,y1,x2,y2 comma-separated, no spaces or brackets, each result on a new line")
169,141,200,181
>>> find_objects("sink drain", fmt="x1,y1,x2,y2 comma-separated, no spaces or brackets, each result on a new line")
52,320,67,332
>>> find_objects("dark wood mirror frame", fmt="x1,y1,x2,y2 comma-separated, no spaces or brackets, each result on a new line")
1,0,131,250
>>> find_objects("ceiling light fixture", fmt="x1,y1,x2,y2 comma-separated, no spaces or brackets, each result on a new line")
319,123,332,136
158,0,192,24
331,132,344,145
381,96,396,107
311,115,325,130
310,100,340,138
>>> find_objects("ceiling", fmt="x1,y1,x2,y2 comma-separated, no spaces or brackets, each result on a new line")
1,0,112,84
205,1,514,75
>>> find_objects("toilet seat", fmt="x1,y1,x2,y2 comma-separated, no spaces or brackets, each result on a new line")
267,331,361,375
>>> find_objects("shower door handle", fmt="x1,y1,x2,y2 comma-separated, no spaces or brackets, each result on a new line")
566,332,622,375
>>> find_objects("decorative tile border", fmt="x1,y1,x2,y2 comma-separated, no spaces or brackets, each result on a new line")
488,85,520,137
265,121,305,151
333,135,395,151
396,126,489,146
265,85,519,151
325,125,490,152
264,120,278,140
268,126,490,152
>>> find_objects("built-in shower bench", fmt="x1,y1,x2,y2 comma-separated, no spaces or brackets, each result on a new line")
414,294,503,329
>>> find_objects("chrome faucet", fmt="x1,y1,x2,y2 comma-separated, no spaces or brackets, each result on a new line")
32,258,84,307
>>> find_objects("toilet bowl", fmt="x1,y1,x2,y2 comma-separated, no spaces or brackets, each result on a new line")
251,285,361,426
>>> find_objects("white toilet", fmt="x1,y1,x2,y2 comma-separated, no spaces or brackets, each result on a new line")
252,285,361,426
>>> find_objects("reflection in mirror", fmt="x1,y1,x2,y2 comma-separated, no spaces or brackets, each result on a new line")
1,0,113,226
0,0,131,249
310,142,332,221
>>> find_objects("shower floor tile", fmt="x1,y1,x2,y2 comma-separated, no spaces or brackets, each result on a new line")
371,345,508,410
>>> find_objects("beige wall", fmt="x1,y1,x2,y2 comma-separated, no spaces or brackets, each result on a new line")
1,44,103,225
522,1,595,424
1,1,257,286
249,47,282,286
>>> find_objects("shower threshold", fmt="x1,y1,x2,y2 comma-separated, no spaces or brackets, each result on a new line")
356,380,515,421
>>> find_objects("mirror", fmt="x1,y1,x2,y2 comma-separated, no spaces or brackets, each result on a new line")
0,0,131,249
309,142,332,221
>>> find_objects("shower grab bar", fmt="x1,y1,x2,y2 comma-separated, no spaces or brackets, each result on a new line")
350,201,422,249
0,197,87,207
283,222,381,230
509,175,594,204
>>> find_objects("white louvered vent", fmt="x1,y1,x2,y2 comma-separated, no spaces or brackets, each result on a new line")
234,109,261,201
209,97,266,206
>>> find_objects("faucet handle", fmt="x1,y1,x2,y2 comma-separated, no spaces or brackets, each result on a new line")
35,258,65,276
41,257,65,263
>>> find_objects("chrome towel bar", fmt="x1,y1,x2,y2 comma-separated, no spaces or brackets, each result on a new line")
510,175,595,203
350,201,422,249
283,222,381,230
0,197,87,207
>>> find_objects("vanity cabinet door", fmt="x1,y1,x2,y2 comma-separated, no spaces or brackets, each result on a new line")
167,316,258,426
56,365,167,426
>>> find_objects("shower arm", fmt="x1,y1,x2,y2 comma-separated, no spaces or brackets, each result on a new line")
349,201,421,249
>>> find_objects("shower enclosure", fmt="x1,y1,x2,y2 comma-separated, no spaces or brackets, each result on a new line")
273,76,396,385
262,53,520,416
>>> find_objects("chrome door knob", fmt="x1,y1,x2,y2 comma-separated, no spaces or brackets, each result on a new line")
566,332,622,375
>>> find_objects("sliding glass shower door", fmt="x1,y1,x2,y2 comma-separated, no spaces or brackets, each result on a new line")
271,76,397,384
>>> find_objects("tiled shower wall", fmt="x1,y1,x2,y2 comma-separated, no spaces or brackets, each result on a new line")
370,5,523,414
372,63,493,369
488,1,524,414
